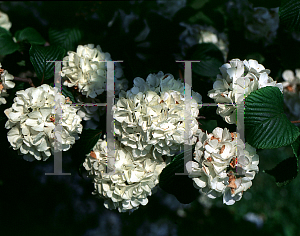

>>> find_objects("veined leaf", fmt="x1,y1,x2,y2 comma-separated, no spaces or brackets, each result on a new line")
244,86,300,149
29,45,66,80
279,0,300,31
14,27,46,45
49,27,82,52
0,27,19,55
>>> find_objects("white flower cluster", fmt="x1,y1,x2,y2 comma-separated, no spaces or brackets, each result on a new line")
0,63,15,105
0,10,12,31
4,84,83,161
83,138,166,212
114,71,202,158
187,127,259,205
208,59,283,124
61,44,127,98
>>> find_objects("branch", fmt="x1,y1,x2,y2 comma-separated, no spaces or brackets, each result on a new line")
13,77,35,87
291,120,300,124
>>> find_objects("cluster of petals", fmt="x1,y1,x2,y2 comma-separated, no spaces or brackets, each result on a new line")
282,69,300,93
122,71,202,103
114,72,202,158
0,11,12,31
187,127,259,205
208,59,283,124
0,63,15,105
61,44,126,98
4,84,83,161
83,138,166,212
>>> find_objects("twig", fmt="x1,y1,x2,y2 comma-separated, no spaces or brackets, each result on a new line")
291,120,300,124
13,77,35,87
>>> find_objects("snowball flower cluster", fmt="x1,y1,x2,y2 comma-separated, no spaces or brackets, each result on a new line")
114,72,202,158
83,138,166,212
4,84,83,161
0,11,12,31
0,63,15,105
208,59,283,124
61,44,126,98
187,127,259,205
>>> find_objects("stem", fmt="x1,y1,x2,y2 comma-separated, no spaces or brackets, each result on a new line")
13,77,35,87
196,116,206,120
291,120,300,124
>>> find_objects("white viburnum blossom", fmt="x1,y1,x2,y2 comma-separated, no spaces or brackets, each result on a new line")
4,84,83,161
207,59,283,124
122,71,202,104
0,11,12,31
61,44,125,98
282,69,300,93
0,63,15,105
83,138,166,213
187,127,259,205
114,72,202,158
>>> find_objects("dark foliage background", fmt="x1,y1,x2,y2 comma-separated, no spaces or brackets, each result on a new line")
0,1,300,235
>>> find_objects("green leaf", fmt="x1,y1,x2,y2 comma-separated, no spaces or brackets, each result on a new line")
159,146,199,204
0,27,19,55
61,85,76,103
244,86,300,149
14,27,46,45
264,156,298,187
291,133,300,158
199,119,218,133
70,129,102,177
29,45,66,80
49,27,82,52
186,43,224,77
279,0,300,31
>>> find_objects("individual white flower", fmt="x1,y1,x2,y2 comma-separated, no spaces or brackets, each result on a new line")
0,63,15,105
282,69,300,93
208,59,283,124
83,138,166,212
187,127,259,205
4,84,83,161
0,11,12,31
61,44,125,98
114,73,201,158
